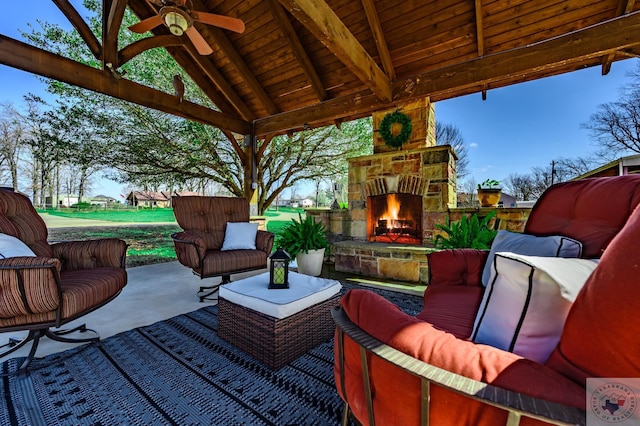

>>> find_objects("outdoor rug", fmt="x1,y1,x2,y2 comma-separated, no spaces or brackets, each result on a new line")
0,283,423,426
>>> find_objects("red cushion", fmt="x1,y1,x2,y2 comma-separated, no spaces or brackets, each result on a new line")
427,248,488,287
416,285,484,339
546,203,640,383
336,289,585,426
525,175,640,258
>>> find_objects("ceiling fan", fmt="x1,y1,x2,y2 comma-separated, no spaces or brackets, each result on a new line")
128,0,245,55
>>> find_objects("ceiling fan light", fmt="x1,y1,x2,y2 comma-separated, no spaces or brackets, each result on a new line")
164,11,188,36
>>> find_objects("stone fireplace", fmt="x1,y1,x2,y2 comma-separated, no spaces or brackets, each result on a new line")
348,146,457,245
330,98,458,283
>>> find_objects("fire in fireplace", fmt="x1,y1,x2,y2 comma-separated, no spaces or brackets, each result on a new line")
368,193,422,244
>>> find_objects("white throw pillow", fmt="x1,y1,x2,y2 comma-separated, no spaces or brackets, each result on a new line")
0,233,36,258
220,222,258,251
482,230,583,286
472,253,598,363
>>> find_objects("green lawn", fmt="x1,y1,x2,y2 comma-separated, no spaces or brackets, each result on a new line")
44,206,307,267
43,208,177,222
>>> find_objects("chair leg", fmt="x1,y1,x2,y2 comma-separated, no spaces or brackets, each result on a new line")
197,275,230,302
341,401,352,426
1,325,99,376
0,330,39,360
45,324,99,344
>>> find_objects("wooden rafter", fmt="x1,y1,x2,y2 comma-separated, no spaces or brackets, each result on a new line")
0,35,251,134
254,11,640,136
277,0,392,102
202,26,279,114
167,48,243,120
117,35,184,66
51,0,101,59
602,0,636,74
126,0,253,122
266,0,327,101
474,0,487,99
190,0,279,115
183,47,256,121
102,0,128,68
361,0,395,81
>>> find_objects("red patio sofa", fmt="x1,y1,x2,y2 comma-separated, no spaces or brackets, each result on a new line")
334,175,640,425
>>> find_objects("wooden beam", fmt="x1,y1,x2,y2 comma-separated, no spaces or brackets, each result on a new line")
167,48,245,119
601,0,636,74
52,0,102,59
254,11,640,136
0,35,251,134
361,0,395,80
475,0,486,99
474,0,485,57
103,0,128,68
203,25,279,115
183,46,257,121
277,0,392,102
190,0,279,115
117,35,184,66
266,0,327,101
124,0,250,120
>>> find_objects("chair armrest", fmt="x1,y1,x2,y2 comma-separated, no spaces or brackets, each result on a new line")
334,291,586,425
51,239,127,270
428,248,489,287
0,257,62,318
256,230,274,254
171,231,206,269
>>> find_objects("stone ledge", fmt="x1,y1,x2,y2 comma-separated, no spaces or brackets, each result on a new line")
333,240,436,284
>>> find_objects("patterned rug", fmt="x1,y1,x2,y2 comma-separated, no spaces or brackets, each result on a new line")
0,283,422,426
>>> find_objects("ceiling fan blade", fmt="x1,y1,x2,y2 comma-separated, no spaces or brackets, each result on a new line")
128,15,164,33
185,27,214,55
192,12,245,33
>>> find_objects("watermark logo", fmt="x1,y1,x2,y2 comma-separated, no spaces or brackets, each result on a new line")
588,378,640,425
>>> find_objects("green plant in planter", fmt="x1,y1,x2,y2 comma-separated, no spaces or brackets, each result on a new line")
478,179,501,190
432,211,498,250
275,213,328,260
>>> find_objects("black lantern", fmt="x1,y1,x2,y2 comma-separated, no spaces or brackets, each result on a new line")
269,248,290,289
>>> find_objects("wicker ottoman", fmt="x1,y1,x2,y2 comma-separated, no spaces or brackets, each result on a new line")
218,272,342,369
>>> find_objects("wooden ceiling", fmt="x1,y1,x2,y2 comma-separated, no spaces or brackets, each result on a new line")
2,0,640,138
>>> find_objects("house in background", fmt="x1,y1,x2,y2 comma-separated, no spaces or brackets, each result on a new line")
574,154,640,179
90,195,118,206
126,190,200,207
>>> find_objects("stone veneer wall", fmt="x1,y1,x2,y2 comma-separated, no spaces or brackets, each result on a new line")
307,207,531,284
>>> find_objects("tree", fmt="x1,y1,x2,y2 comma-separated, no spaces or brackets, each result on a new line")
583,64,640,159
24,1,373,213
436,122,469,179
0,103,25,190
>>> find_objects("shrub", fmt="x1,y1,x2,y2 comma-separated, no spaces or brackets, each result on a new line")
433,211,497,250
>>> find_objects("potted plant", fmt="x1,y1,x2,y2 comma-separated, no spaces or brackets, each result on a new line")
432,211,498,250
275,213,328,276
477,179,502,207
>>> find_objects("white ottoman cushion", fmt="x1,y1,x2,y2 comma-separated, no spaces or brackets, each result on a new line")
219,271,342,319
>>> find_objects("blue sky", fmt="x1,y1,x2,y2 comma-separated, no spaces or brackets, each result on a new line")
1,2,639,198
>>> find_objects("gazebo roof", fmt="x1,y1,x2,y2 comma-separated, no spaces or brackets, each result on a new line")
2,0,640,137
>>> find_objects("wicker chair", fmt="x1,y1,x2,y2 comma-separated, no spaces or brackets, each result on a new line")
171,196,274,301
0,188,128,374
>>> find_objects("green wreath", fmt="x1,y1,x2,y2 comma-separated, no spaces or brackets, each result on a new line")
379,110,413,148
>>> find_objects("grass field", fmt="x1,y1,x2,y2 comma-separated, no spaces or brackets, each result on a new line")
44,206,306,267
